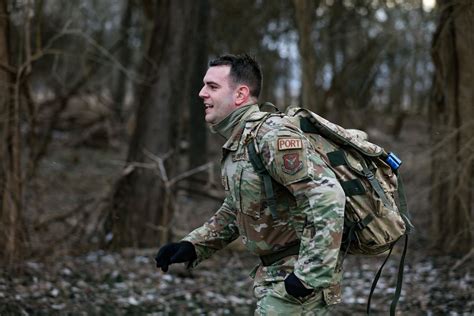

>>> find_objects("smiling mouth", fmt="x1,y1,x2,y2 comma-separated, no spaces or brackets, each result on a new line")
205,104,213,109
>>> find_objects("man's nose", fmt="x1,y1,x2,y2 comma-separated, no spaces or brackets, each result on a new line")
198,86,207,99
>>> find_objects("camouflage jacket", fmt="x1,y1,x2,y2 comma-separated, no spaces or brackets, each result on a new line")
183,104,345,298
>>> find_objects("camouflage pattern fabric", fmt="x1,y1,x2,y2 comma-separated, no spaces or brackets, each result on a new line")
182,104,345,311
254,281,330,315
286,106,384,156
286,107,408,256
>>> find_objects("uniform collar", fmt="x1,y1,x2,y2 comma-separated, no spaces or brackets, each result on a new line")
210,104,253,139
221,104,261,151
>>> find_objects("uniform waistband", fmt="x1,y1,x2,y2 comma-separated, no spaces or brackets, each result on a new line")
259,241,301,266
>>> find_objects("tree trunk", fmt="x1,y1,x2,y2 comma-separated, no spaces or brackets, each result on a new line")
430,0,473,254
112,0,134,122
292,0,321,113
110,0,201,248
188,0,209,169
0,0,26,267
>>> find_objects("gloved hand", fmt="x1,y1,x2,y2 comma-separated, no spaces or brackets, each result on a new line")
155,241,197,272
284,272,314,298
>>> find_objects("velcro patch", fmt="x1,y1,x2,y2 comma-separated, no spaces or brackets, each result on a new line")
277,138,303,150
281,153,303,174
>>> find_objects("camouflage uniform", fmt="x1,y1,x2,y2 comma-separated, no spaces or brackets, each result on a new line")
183,104,345,315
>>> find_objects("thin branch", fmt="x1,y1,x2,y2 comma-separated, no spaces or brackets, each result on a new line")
143,148,174,162
144,223,188,239
33,198,95,230
449,247,474,272
142,148,173,183
26,42,134,178
58,29,147,85
0,62,17,74
176,186,224,202
169,162,215,186
24,0,33,75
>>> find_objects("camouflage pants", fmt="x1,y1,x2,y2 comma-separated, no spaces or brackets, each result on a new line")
253,281,330,316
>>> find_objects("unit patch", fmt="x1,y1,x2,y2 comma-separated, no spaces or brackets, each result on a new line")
281,153,303,174
278,138,303,150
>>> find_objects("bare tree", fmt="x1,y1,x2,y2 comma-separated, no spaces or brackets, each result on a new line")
188,0,209,169
430,0,473,254
293,0,321,112
111,0,135,122
110,0,203,248
0,0,26,267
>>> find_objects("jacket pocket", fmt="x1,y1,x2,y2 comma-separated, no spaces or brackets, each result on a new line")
322,284,342,305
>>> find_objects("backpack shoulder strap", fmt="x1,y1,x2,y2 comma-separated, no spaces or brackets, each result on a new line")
395,172,415,232
245,112,281,219
247,142,278,219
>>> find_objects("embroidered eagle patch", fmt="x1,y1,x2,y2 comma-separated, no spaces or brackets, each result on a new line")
281,153,303,174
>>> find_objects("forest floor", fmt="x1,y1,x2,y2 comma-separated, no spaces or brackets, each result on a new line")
1,114,472,315
0,246,472,315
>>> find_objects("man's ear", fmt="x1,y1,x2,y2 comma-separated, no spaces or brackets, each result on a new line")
235,85,250,106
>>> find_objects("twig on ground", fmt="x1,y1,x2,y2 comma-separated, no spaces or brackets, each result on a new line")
450,248,474,272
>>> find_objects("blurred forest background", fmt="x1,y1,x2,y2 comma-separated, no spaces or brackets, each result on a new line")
0,0,472,314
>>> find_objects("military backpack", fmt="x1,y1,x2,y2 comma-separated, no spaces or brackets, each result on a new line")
246,105,414,316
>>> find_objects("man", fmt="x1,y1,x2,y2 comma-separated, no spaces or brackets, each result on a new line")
155,54,346,315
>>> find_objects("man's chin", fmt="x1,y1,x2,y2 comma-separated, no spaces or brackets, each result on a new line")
204,114,215,124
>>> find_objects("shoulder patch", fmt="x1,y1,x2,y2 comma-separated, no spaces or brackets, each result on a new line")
278,138,303,150
281,153,303,174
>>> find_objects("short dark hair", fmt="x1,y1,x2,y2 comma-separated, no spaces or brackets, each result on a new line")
209,53,262,99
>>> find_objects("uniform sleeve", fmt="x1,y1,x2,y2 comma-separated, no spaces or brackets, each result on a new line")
257,126,346,289
181,196,239,267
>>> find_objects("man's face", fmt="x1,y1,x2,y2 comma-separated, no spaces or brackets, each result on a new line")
199,65,237,124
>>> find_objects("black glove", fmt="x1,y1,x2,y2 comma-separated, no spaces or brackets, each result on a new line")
284,272,314,298
154,241,197,272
